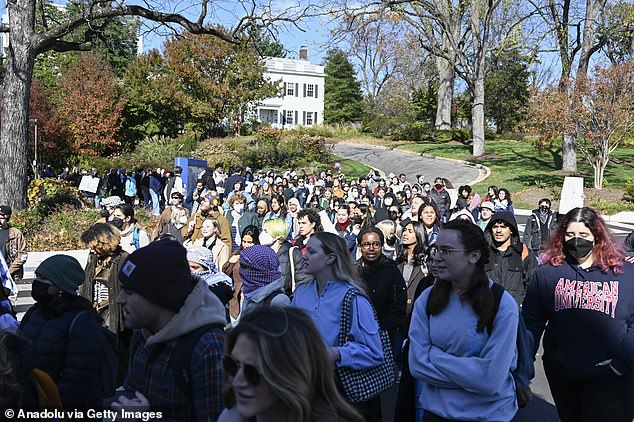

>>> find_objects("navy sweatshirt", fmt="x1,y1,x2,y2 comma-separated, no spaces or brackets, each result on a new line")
522,260,634,380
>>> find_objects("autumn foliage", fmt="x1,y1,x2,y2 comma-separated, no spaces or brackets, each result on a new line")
57,53,124,156
526,62,634,189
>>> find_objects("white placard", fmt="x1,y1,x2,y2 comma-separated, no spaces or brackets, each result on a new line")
78,175,100,194
559,176,584,215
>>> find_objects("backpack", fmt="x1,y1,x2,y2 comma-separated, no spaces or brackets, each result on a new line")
131,227,141,250
68,311,119,398
489,283,535,408
172,323,225,399
425,283,535,408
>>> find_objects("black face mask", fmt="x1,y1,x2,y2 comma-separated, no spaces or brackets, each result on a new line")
353,216,363,225
564,237,594,260
539,206,550,214
99,208,111,218
388,211,400,221
435,184,443,190
31,280,55,305
109,217,124,229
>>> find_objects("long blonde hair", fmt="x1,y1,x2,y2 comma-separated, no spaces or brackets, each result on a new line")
308,232,367,294
224,306,362,422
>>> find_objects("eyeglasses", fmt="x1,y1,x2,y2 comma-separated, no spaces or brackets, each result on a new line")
360,241,383,250
223,355,262,385
428,246,469,258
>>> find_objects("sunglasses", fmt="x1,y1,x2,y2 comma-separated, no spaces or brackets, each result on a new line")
223,355,262,385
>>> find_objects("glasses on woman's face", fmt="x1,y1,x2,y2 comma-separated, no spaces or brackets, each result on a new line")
223,355,262,385
360,241,382,250
428,246,468,258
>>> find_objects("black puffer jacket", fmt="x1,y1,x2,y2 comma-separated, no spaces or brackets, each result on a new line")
485,212,537,305
277,241,311,296
356,255,407,332
522,209,559,253
428,187,451,221
18,296,104,409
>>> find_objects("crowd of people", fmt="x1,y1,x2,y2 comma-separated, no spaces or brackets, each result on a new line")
0,163,633,422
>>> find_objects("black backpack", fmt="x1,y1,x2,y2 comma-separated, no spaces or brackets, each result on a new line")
171,323,226,399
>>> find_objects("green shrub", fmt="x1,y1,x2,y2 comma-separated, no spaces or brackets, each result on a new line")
238,129,332,170
625,178,634,200
129,135,196,169
26,178,90,219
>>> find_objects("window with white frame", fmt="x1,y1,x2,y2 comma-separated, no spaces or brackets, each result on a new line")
306,84,314,97
286,83,295,96
306,112,313,125
286,110,294,125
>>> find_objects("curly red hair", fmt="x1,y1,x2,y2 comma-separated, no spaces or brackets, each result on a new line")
540,207,625,274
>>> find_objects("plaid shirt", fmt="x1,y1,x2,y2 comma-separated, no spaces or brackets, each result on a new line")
124,327,225,421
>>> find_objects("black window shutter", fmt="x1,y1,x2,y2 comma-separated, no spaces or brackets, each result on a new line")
295,83,299,97
314,112,318,123
303,84,306,97
295,110,298,124
282,110,286,125
303,111,306,124
315,85,318,98
283,82,287,97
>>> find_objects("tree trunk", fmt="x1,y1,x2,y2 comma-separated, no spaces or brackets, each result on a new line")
435,56,453,130
561,133,577,172
471,76,486,156
0,0,36,210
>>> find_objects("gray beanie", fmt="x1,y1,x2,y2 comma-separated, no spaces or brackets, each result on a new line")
35,255,85,295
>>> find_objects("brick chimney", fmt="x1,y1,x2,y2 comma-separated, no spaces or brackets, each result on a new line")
299,46,308,61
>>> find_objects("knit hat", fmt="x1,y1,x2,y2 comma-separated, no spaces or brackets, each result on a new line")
187,247,219,274
35,255,85,295
480,201,495,211
101,196,124,207
239,245,281,296
0,206,11,217
119,240,194,312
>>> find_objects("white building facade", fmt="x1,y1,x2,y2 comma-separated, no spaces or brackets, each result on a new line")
256,48,324,129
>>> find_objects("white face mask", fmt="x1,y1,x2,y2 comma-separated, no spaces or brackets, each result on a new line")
233,203,245,213
259,231,276,246
178,216,188,225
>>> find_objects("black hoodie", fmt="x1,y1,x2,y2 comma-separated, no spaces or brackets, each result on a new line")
484,212,537,305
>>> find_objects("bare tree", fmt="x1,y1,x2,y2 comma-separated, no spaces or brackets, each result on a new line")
0,0,314,209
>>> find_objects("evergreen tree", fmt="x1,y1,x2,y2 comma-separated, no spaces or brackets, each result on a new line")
243,27,287,58
484,49,530,134
324,49,364,124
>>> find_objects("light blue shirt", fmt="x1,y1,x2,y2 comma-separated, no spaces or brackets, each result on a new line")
409,283,519,421
292,280,384,369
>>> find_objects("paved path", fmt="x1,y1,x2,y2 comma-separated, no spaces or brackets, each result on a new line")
333,143,483,186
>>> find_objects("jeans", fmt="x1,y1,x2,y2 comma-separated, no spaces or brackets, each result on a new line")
149,189,160,215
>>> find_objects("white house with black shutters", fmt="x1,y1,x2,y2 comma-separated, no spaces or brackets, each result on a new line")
255,48,324,129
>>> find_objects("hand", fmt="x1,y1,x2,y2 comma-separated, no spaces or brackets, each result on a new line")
188,220,195,233
328,347,341,363
111,391,150,421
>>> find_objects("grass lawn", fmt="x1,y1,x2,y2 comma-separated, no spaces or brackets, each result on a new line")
390,139,634,210
301,155,372,180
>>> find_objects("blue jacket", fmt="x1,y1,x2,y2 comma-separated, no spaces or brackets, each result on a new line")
18,297,104,409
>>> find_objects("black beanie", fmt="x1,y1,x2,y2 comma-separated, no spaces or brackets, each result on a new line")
119,239,194,312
